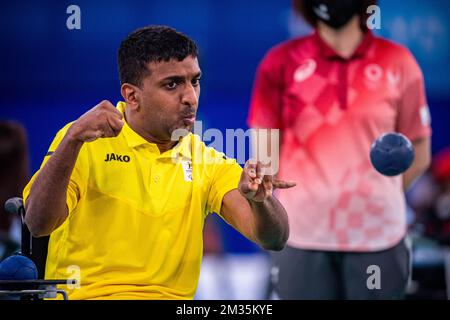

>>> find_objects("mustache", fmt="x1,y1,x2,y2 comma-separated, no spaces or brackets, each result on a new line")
180,109,196,118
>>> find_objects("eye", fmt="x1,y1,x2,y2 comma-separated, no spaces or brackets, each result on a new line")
192,78,201,87
165,81,178,90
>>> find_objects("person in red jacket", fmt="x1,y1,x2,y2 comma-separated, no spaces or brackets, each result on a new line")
248,0,432,299
0,121,29,259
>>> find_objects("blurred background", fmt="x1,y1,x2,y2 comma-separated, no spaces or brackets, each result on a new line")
1,0,450,299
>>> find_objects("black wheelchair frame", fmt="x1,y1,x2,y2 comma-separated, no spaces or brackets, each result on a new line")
0,197,70,300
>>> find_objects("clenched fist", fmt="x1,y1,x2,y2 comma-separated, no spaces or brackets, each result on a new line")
238,159,296,202
68,100,125,143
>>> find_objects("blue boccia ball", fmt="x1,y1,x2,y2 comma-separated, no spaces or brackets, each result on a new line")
370,132,415,176
0,254,38,280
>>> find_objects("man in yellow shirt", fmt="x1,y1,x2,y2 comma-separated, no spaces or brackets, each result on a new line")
22,25,295,299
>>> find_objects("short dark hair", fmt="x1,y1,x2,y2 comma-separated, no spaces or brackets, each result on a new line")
118,25,199,86
292,0,378,31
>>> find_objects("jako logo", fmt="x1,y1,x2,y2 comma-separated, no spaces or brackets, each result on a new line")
105,153,130,162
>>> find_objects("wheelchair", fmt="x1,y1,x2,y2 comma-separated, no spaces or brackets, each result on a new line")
0,197,72,300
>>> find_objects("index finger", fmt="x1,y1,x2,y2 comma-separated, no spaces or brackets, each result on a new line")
111,107,124,120
272,180,297,189
255,161,263,184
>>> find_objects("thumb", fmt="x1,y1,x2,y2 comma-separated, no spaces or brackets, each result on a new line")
239,181,258,197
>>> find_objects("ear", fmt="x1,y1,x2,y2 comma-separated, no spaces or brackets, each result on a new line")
120,83,141,111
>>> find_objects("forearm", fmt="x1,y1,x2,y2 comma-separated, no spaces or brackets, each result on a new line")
248,195,289,251
403,164,427,191
403,138,431,191
25,129,83,237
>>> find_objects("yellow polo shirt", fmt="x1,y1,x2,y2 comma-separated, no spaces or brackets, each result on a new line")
23,101,243,300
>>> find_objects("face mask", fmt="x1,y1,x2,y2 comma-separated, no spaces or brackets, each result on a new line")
309,0,362,29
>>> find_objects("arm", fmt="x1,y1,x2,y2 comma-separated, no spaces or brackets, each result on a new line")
25,133,83,237
396,49,431,191
25,100,124,237
220,160,295,251
403,136,431,191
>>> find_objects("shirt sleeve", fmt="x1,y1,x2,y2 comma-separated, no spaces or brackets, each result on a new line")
206,151,243,216
22,123,89,215
247,47,284,129
396,48,432,142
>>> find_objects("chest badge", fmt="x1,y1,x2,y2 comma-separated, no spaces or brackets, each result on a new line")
181,160,193,182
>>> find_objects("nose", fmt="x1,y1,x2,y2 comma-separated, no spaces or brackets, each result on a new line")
181,83,199,107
